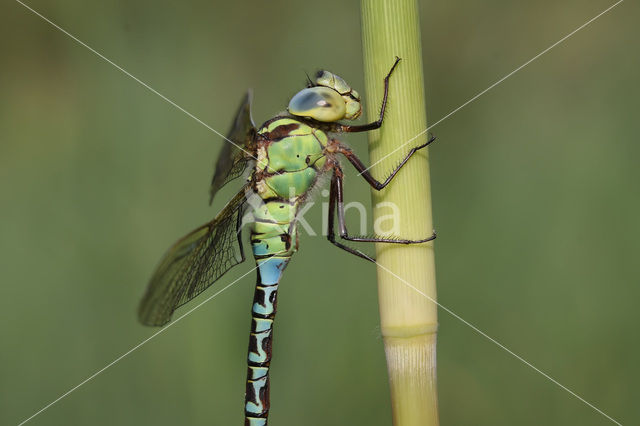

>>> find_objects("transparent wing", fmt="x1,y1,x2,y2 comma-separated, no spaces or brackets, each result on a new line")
139,188,248,326
209,91,256,205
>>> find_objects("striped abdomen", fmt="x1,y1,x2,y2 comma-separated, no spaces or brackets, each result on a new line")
244,256,289,426
245,200,297,425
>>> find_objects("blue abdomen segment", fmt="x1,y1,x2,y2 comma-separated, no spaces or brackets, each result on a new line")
257,257,289,285
248,318,273,364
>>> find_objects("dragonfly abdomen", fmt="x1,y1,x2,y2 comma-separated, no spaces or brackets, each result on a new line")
244,256,290,426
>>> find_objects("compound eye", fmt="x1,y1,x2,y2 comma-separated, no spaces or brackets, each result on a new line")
288,87,346,122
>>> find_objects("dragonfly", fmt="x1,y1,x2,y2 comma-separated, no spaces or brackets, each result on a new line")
138,57,437,426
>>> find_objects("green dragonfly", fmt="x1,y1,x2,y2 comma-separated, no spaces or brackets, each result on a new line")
138,57,436,426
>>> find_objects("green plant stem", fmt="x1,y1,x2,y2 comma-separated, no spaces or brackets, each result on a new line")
361,1,439,425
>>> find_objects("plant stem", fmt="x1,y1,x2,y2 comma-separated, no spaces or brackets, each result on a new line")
361,1,439,425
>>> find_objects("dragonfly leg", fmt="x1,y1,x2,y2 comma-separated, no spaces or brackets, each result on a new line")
335,134,436,190
326,169,376,262
327,57,401,134
332,168,437,245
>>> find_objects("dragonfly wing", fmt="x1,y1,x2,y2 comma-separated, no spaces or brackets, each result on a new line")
209,91,256,205
139,188,248,326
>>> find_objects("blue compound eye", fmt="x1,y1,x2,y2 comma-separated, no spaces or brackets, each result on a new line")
288,87,346,122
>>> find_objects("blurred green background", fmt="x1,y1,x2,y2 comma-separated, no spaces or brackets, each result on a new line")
1,0,638,425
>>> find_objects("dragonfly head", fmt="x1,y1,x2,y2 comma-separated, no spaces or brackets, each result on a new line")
288,71,362,122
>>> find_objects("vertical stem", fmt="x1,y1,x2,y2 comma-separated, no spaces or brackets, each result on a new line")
361,1,439,426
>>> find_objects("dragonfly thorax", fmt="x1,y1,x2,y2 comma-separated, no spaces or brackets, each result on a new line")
254,118,328,200
288,71,361,122
249,117,330,260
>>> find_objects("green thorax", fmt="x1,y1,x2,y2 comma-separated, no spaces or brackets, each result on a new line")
253,117,328,200
248,117,329,258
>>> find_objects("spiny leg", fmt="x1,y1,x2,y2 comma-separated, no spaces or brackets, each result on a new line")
332,169,436,245
326,169,376,262
330,57,401,134
335,134,436,190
